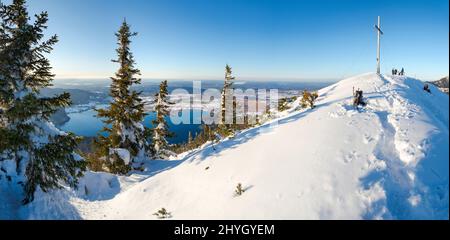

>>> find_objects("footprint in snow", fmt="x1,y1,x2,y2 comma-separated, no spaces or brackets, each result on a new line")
343,151,358,164
328,103,348,118
347,120,356,126
363,134,374,144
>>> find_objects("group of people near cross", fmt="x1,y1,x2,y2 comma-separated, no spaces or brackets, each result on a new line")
392,68,405,76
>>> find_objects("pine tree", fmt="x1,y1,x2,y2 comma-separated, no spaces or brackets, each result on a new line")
95,20,147,174
235,183,245,196
151,80,174,159
0,0,85,204
219,65,235,135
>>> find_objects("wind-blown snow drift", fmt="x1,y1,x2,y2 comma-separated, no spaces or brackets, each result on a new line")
3,73,449,220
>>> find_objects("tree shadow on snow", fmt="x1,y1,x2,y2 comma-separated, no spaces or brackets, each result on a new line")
143,159,184,178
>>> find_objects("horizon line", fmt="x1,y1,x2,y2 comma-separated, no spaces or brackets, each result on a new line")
53,76,341,83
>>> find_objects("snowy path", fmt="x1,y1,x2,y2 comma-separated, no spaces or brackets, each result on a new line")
13,73,449,220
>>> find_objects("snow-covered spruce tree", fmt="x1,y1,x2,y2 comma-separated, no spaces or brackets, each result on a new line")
95,20,147,174
151,80,174,159
219,65,235,135
0,0,85,204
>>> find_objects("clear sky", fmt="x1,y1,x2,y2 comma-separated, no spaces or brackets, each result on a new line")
9,0,449,81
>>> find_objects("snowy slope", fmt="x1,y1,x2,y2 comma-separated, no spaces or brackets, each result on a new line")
8,73,449,220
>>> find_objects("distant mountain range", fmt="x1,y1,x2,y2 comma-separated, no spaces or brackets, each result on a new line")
41,88,108,105
41,88,108,126
429,76,449,94
49,108,70,127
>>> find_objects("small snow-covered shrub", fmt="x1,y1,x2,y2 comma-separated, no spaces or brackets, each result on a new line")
301,90,319,109
216,124,234,138
235,183,245,196
83,152,106,172
153,208,172,219
109,148,131,165
278,96,298,112
106,151,131,175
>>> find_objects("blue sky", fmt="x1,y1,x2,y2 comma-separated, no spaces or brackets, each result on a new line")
12,0,450,81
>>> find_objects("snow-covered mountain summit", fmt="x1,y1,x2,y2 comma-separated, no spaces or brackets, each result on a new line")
3,73,449,220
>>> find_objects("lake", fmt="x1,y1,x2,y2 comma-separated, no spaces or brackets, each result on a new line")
57,80,335,145
60,108,204,145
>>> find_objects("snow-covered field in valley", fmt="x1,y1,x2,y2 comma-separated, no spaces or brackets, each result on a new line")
1,73,448,220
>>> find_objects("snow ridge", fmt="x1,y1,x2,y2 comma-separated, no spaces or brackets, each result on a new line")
2,73,448,220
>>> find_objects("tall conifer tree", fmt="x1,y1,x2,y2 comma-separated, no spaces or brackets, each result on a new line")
151,80,173,159
219,65,235,132
0,0,85,204
95,20,147,174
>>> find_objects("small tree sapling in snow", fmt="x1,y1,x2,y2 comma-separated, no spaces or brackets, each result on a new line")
235,183,245,196
153,208,172,219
